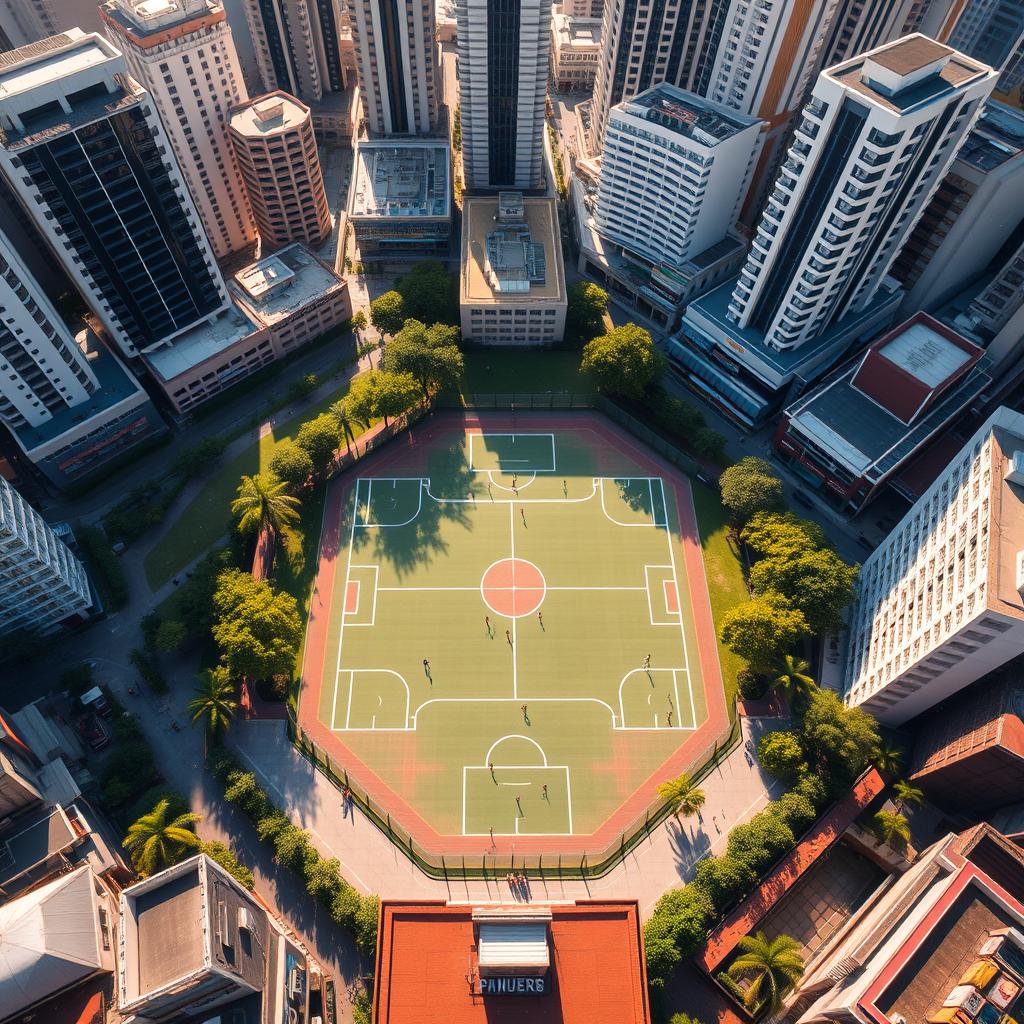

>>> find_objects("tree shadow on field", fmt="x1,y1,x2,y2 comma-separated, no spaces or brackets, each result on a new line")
616,478,655,517
358,437,480,579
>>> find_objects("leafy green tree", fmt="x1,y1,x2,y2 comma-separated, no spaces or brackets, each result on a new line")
171,436,228,481
657,771,706,821
269,440,314,489
344,373,379,429
794,770,827,811
726,932,805,1013
231,473,301,539
874,740,905,777
774,790,817,833
741,511,828,559
122,798,201,876
351,369,421,427
381,319,463,398
154,619,187,653
757,730,806,779
329,397,366,454
274,824,315,872
719,593,808,671
719,458,785,526
305,855,343,903
873,810,911,850
693,854,757,910
354,895,380,954
369,290,406,337
670,1015,706,1024
187,665,238,747
395,260,458,325
800,688,879,786
772,654,816,704
211,570,303,682
295,413,342,477
750,548,859,635
565,280,608,343
648,885,714,955
581,323,664,399
203,840,254,889
893,780,924,811
644,934,682,989
727,811,795,875
224,769,269,818
350,309,367,335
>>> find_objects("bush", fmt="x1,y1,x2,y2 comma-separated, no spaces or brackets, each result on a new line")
203,840,255,889
256,810,290,844
224,770,270,819
692,854,757,910
644,934,682,989
331,884,363,928
170,436,229,481
794,770,828,811
274,824,315,873
60,662,94,697
353,988,373,1024
305,854,344,903
354,894,380,955
78,526,127,609
775,790,817,833
286,373,320,403
129,647,169,695
725,810,795,876
125,786,188,826
100,738,157,807
102,480,171,544
757,731,806,780
737,668,769,700
154,620,187,653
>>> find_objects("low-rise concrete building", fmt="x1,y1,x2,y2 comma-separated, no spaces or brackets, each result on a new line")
550,12,601,92
461,193,567,346
348,140,451,258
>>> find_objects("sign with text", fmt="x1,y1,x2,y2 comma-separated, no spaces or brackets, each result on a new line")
478,974,549,996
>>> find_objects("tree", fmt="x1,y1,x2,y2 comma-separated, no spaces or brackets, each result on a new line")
693,854,757,910
305,855,343,903
719,593,808,672
154,619,187,653
344,373,379,430
565,280,608,343
801,688,879,786
381,319,463,398
269,440,314,490
726,811,795,875
329,397,366,454
295,413,342,478
369,290,405,337
772,654,816,704
757,730,806,779
874,740,905,777
395,260,458,325
202,840,254,889
873,810,911,851
372,370,420,426
122,797,202,876
350,309,367,336
231,473,301,539
670,1015,706,1024
750,547,859,635
581,323,664,399
211,570,303,682
727,932,805,1013
893,780,924,811
657,772,706,821
187,665,238,747
719,458,785,526
775,790,817,833
741,511,828,559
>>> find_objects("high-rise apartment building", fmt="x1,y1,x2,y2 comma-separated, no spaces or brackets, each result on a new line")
100,0,259,261
229,91,332,248
0,31,230,362
0,478,91,636
0,0,105,48
965,232,1024,336
672,35,997,426
595,85,761,269
893,101,1024,315
457,0,550,189
562,0,602,17
843,406,1024,726
948,0,1024,79
346,0,438,134
242,0,347,104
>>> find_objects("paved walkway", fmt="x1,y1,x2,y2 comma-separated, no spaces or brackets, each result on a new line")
231,713,786,917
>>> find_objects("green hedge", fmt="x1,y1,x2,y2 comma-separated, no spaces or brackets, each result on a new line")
77,526,127,609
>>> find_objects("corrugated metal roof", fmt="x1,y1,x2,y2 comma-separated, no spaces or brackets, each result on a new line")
478,923,549,969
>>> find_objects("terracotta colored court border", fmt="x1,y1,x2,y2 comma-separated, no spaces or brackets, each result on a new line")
297,410,730,857
480,557,546,617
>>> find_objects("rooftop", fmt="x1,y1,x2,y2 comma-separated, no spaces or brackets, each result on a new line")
957,100,1024,171
0,803,78,890
552,12,602,47
143,302,259,381
100,0,223,40
0,31,115,100
10,331,148,452
229,243,346,326
349,140,450,220
229,90,309,137
613,83,760,147
134,863,203,993
462,196,566,304
373,901,650,1024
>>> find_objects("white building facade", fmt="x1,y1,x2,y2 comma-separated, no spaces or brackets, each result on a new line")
0,0,105,47
596,85,761,269
0,31,230,362
457,0,550,189
0,478,91,636
844,407,1024,726
101,0,259,261
346,0,437,134
727,36,997,354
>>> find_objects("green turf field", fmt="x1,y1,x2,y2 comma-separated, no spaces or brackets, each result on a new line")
314,427,711,840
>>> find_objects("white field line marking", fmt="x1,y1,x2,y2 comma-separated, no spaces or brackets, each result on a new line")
297,470,330,710
484,733,549,766
424,477,597,505
356,478,425,528
486,469,537,492
643,564,678,625
344,579,360,618
672,669,684,728
375,584,645,592
332,478,362,732
618,668,687,729
662,578,681,620
598,477,661,527
510,502,518,700
338,669,410,730
462,764,573,836
468,432,557,472
410,696,619,728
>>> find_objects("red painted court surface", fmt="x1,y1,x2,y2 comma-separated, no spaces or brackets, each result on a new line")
298,412,729,857
373,901,651,1024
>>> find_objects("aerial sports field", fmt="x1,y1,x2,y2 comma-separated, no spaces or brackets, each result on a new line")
298,411,728,856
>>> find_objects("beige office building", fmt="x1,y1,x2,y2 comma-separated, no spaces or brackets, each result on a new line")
461,192,567,346
229,91,332,250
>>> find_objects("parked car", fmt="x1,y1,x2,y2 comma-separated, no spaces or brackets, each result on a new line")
80,685,112,718
77,713,110,751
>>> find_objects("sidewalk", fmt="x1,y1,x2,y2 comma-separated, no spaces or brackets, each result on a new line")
230,713,787,916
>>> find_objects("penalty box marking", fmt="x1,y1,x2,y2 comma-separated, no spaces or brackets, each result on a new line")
644,564,682,626
355,478,426,528
342,566,378,626
462,764,573,836
618,668,695,731
468,432,557,473
598,477,669,528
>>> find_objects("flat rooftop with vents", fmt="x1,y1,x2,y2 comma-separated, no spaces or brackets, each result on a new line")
349,140,450,221
618,83,760,147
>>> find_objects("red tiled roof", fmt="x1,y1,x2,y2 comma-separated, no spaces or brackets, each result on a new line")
373,901,651,1024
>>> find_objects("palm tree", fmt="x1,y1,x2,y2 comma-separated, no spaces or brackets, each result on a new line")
873,810,911,851
187,666,238,751
122,798,202,876
874,740,905,777
727,931,805,1014
772,654,816,703
329,398,365,455
893,779,924,812
657,772,706,821
231,472,301,539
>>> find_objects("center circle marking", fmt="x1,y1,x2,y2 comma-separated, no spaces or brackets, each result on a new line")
480,557,546,618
